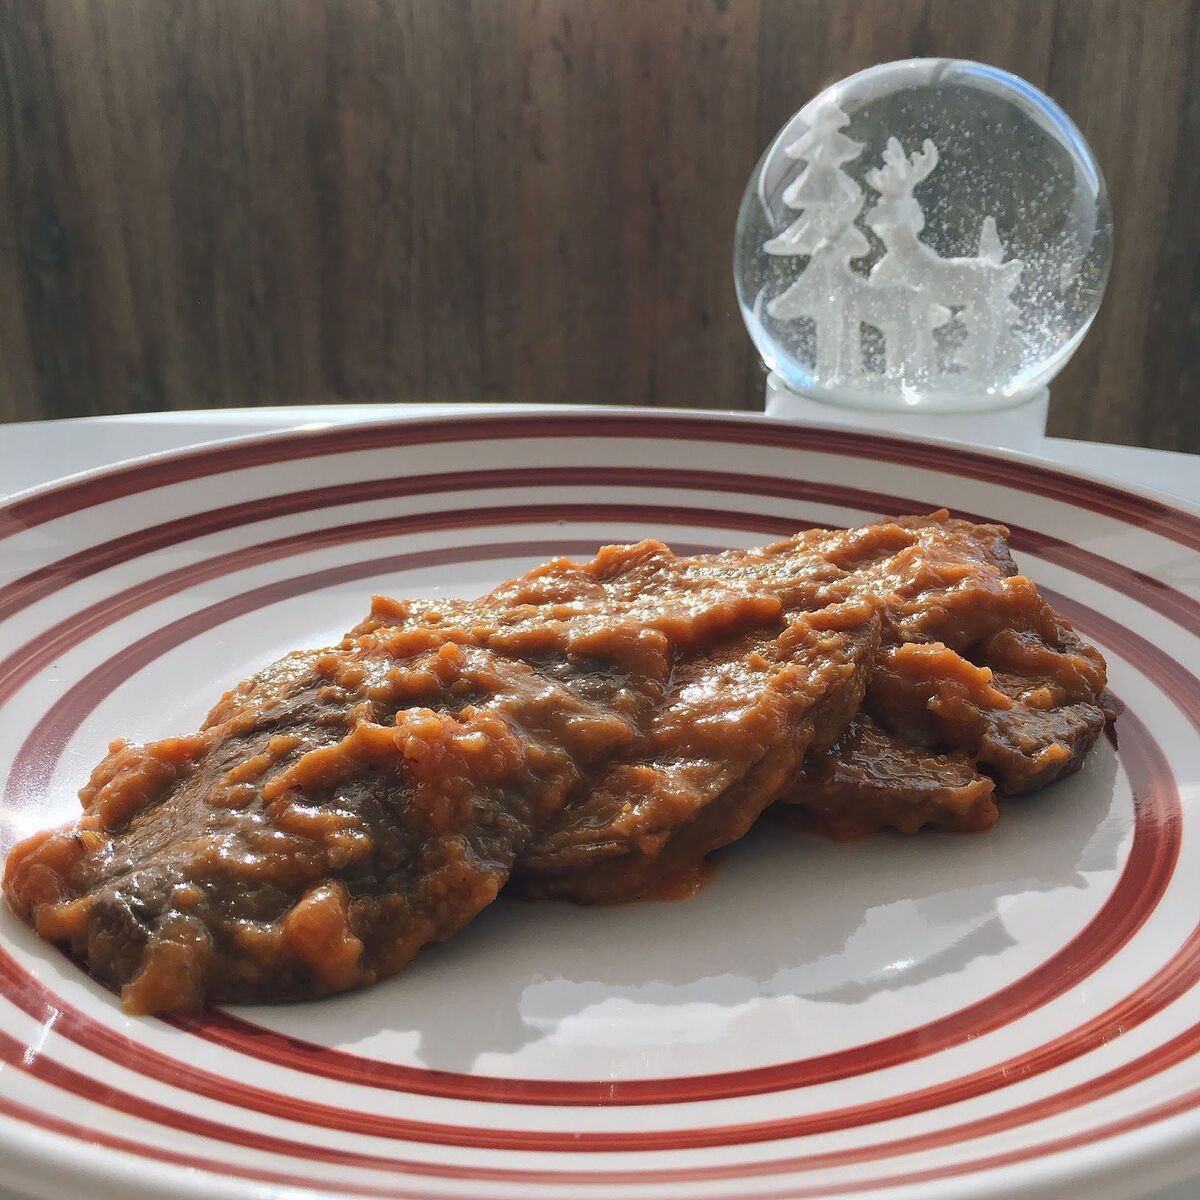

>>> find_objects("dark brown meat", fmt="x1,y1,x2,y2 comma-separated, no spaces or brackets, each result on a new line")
3,514,1109,1013
856,555,1108,794
776,716,998,839
487,514,1105,862
975,674,1105,792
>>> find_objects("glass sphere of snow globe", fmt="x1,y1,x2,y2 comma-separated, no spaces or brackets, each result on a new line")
734,59,1112,412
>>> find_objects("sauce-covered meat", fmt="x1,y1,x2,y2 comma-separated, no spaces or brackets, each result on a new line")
770,514,1108,838
3,538,872,1011
514,602,879,902
5,633,648,1011
776,716,998,840
2,513,1110,1013
844,516,1107,794
505,514,1107,868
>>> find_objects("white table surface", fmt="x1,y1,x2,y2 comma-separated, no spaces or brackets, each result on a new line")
0,404,1196,1200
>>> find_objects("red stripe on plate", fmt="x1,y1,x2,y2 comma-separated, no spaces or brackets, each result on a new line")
3,463,1198,646
0,1089,456,1200
5,489,1198,812
0,540,613,810
5,885,1200,1188
183,684,1174,1107
0,466,887,622
178,700,1187,1118
0,501,792,708
2,1052,1198,1200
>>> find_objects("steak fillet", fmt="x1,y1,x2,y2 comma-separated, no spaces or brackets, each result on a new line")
4,634,647,1011
513,604,879,902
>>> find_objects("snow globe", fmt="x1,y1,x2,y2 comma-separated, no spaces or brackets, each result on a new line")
734,59,1112,444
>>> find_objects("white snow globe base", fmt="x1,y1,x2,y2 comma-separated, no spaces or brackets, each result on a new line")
763,372,1050,454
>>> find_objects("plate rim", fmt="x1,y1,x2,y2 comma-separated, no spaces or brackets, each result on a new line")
3,405,1198,528
2,406,1199,1200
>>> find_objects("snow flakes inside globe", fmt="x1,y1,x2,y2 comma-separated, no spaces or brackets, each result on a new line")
734,59,1112,411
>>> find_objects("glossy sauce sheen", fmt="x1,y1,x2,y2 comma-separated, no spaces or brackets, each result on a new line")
2,514,1108,1013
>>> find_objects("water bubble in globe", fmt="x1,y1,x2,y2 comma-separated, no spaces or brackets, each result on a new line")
734,59,1112,412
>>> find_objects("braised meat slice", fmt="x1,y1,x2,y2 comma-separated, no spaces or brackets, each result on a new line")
358,514,1105,875
351,538,885,903
362,512,1100,801
514,601,880,902
856,537,1108,794
768,512,1107,841
776,716,998,839
4,630,652,1012
3,516,1110,1013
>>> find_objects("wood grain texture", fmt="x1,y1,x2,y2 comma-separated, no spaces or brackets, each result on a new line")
0,0,1196,450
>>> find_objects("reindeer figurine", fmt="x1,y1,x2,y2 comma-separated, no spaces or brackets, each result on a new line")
865,138,1023,386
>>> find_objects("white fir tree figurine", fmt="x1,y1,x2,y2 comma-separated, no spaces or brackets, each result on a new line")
763,100,869,380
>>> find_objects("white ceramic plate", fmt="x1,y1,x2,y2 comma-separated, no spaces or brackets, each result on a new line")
1,410,1198,1200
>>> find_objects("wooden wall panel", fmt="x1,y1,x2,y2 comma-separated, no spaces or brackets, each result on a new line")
0,1,1196,450
1045,0,1199,447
